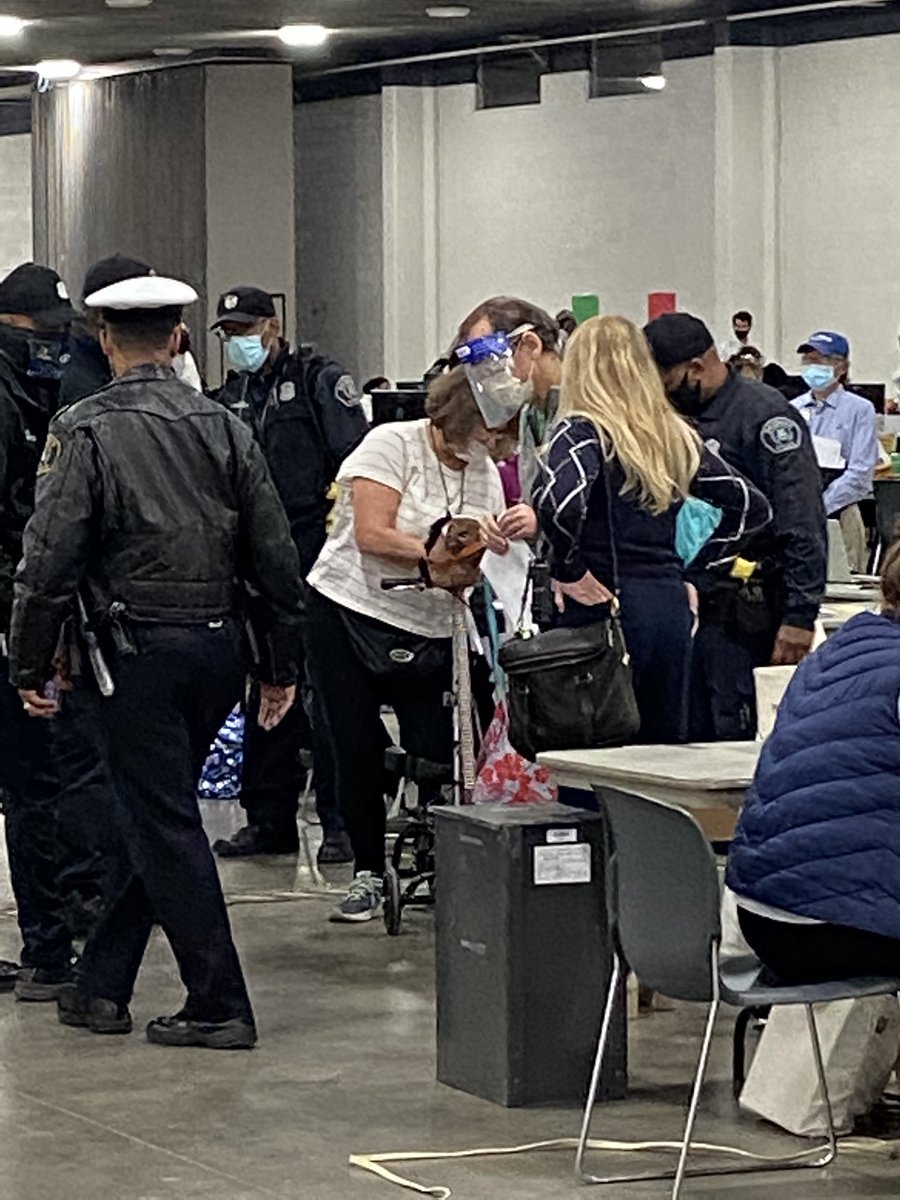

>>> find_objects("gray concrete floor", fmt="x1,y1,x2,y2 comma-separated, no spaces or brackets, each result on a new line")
0,801,898,1200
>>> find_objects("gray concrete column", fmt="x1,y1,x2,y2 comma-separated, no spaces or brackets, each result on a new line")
32,62,296,385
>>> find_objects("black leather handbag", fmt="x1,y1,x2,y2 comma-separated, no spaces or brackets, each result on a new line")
498,460,640,760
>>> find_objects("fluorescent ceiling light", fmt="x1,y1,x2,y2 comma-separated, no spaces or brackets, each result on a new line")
105,0,153,7
278,23,330,48
153,47,193,57
0,14,27,37
640,73,666,91
426,5,472,16
36,59,82,81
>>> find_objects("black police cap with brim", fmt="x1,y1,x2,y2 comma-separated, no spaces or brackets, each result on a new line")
211,287,277,330
0,263,75,326
84,276,198,310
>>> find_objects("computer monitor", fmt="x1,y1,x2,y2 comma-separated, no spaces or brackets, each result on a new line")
371,389,427,426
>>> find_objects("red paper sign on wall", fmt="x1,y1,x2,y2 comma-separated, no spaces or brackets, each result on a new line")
647,292,677,321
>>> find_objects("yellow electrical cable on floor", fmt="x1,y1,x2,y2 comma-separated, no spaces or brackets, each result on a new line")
349,1134,899,1198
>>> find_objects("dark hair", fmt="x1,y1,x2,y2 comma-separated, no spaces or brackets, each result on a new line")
555,309,578,338
101,305,182,348
732,310,753,325
731,345,764,364
363,376,390,392
882,542,900,611
455,296,560,354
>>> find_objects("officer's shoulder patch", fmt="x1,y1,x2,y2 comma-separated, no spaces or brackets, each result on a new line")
760,415,802,455
37,432,62,477
279,381,296,404
334,374,361,408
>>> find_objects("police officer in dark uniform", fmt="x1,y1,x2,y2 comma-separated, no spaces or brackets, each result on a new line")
210,286,367,864
10,273,303,1049
645,313,827,740
58,254,153,409
0,262,82,997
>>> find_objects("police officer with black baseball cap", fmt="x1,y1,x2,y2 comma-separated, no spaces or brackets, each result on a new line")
644,312,827,740
211,285,367,865
0,262,78,996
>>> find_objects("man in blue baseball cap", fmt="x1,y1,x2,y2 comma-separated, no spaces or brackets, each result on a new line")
794,330,879,572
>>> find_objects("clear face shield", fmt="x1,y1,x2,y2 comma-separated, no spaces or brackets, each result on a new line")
454,333,533,428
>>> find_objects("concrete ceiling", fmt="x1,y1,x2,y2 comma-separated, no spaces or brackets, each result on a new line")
0,0,884,76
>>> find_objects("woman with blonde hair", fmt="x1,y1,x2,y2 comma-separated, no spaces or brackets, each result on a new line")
535,315,770,742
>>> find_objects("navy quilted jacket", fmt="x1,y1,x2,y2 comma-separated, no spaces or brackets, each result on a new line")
726,612,900,940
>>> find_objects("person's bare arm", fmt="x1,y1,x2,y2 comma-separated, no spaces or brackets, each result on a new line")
352,478,427,568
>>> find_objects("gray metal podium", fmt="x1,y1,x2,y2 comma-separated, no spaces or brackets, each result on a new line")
434,803,626,1108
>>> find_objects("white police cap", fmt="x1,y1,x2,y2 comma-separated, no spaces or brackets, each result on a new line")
84,275,198,310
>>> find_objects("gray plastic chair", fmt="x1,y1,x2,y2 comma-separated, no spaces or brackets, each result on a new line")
576,786,900,1199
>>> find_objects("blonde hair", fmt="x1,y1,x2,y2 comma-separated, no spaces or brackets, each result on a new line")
560,315,702,514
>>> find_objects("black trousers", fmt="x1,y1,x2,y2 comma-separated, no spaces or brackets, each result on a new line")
558,574,693,745
689,620,777,742
52,681,120,905
79,621,252,1023
0,658,72,970
241,672,343,837
305,591,452,876
739,908,900,985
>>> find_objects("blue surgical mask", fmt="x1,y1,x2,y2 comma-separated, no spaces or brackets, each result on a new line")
802,363,836,393
226,334,268,373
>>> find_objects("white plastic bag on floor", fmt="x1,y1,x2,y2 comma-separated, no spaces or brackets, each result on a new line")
740,996,900,1136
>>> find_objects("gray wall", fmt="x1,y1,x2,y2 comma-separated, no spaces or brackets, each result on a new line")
32,63,296,382
0,134,32,277
295,95,385,384
33,69,207,332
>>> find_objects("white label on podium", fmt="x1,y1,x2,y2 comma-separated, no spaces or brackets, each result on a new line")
533,843,592,886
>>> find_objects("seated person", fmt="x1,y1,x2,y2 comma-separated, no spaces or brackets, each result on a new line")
726,544,900,984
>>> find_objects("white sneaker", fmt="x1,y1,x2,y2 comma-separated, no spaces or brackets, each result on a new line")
329,871,383,923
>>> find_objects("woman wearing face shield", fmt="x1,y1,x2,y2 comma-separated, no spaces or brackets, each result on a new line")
535,316,772,744
305,341,531,923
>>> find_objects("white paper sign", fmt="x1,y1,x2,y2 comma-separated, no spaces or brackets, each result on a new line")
533,843,592,886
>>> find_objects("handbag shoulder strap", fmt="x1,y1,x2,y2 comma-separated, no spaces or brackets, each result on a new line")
597,433,622,599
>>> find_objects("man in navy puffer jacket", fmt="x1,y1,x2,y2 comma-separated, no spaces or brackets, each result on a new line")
727,545,900,984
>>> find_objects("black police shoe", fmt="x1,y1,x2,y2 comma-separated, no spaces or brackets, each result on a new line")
57,984,133,1034
213,823,299,858
15,966,74,1003
317,830,354,866
0,960,20,994
146,1014,257,1050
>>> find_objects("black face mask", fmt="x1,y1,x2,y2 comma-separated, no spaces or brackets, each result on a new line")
0,324,69,380
667,372,705,417
0,324,68,414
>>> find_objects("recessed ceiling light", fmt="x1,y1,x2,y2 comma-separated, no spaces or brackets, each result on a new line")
0,14,27,37
153,47,192,57
426,5,472,16
640,74,667,91
35,58,82,80
278,23,330,48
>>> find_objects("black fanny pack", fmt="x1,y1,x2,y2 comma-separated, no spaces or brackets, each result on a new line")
339,605,450,679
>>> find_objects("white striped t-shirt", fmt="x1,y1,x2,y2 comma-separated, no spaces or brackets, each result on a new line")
308,419,505,638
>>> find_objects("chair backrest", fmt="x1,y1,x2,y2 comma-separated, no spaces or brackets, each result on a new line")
595,786,722,1003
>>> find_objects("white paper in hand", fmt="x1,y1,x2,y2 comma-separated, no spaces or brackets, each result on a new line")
482,541,535,634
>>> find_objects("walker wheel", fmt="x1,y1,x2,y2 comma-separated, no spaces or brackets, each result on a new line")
384,864,403,936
